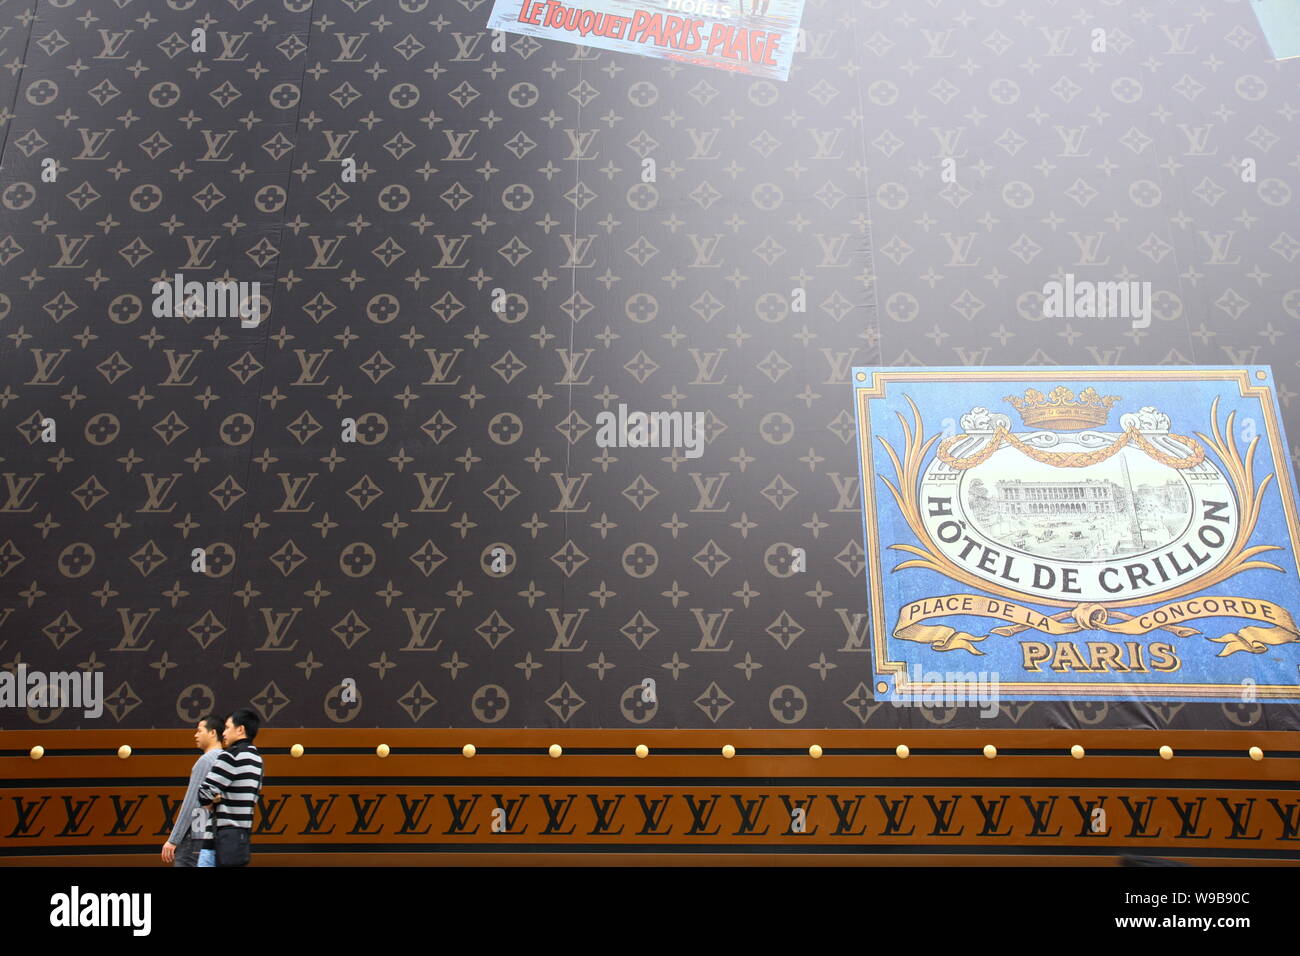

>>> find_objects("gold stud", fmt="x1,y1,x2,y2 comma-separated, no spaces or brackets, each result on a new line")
462,744,476,758
809,744,823,759
635,744,649,759
1256,370,1267,380
983,744,997,759
290,743,304,758
30,745,44,760
856,371,867,382
1071,745,1085,759
722,744,736,759
896,744,909,759
117,745,131,759
1249,746,1263,761
376,744,390,758
1159,745,1174,760
548,744,562,758
876,681,888,694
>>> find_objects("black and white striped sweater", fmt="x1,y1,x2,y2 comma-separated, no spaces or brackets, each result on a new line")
196,739,263,847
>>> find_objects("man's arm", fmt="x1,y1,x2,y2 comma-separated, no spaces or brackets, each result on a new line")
196,751,234,806
166,754,214,847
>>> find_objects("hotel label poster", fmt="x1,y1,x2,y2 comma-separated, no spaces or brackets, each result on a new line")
853,367,1300,703
487,0,806,80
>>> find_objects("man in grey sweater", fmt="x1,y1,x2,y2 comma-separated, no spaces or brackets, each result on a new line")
161,715,224,866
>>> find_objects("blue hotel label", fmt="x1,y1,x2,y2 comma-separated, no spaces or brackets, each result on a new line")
853,367,1300,702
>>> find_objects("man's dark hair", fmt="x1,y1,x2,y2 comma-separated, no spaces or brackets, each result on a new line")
201,714,223,737
229,707,262,742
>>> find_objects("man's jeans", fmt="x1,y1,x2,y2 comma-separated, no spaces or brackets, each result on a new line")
198,848,216,867
173,833,201,867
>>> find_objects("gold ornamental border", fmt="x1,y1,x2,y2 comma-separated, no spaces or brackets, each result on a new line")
935,417,1207,471
854,368,1300,699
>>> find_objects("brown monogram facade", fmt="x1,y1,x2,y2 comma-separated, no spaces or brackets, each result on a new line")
3,729,1298,863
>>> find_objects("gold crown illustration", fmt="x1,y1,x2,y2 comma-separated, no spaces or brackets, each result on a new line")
1003,386,1121,431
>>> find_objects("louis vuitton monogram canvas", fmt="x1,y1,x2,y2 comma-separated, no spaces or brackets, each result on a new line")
0,0,1297,732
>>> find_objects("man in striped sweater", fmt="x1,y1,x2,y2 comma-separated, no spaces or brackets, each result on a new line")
196,707,264,867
